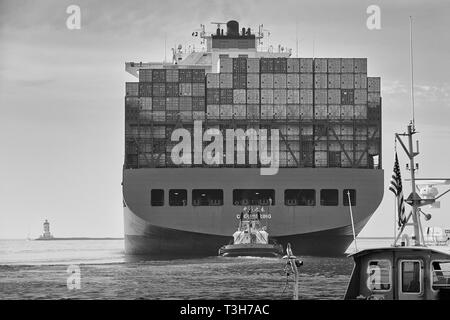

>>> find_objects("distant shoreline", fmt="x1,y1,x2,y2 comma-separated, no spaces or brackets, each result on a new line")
34,237,124,241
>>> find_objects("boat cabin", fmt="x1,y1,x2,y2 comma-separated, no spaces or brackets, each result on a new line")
344,246,450,300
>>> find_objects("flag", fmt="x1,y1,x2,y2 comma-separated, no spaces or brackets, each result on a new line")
389,153,406,227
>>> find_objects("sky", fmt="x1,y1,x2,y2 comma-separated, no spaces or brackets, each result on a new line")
0,0,449,238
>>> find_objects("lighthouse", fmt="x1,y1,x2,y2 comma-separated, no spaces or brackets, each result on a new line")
39,219,54,239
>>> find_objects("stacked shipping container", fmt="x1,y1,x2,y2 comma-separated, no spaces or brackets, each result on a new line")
125,58,381,169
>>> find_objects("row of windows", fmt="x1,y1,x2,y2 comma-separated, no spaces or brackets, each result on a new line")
150,188,356,207
368,260,450,293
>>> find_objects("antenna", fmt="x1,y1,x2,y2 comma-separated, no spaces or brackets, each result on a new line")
296,22,299,58
409,16,416,129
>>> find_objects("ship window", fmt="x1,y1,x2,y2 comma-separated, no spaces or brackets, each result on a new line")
284,189,316,206
320,189,338,206
401,260,422,293
169,189,187,206
431,261,450,290
367,260,391,291
343,189,356,206
151,189,164,206
192,189,223,206
233,189,275,206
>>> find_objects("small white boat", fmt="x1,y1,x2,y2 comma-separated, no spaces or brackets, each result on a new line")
218,207,283,257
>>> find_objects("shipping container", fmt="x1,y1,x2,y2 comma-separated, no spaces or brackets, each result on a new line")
314,58,328,73
341,73,354,89
179,97,192,110
152,111,166,122
300,104,313,119
260,58,274,73
126,82,139,96
354,105,367,119
140,97,152,111
207,105,220,119
328,105,340,120
152,69,166,82
354,89,367,104
180,111,192,121
193,111,206,120
328,151,341,167
233,73,247,89
219,73,233,88
368,77,381,92
367,103,381,121
206,73,220,88
287,74,300,88
179,83,192,96
287,125,300,136
261,105,274,119
274,105,287,119
233,89,246,104
287,105,300,119
192,83,205,96
139,82,152,97
274,58,287,73
247,73,260,89
220,105,233,119
327,58,341,73
165,83,179,97
139,69,152,82
152,83,166,97
261,89,274,104
315,151,328,167
314,105,328,120
261,73,274,88
341,105,354,120
220,57,233,73
192,69,205,82
354,74,367,89
341,58,354,73
233,58,247,73
192,97,205,111
315,74,328,89
207,88,220,104
247,89,260,104
274,74,287,88
179,69,193,83
247,58,260,73
328,74,341,89
314,89,327,105
233,105,246,119
300,58,313,73
287,89,300,104
368,92,381,103
247,105,260,120
300,74,313,89
327,89,340,104
341,89,354,104
166,97,179,111
287,58,300,73
166,69,179,82
274,89,287,104
354,58,367,73
220,89,234,104
300,89,313,104
152,97,166,111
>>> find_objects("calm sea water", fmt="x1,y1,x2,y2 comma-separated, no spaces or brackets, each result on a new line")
0,238,427,300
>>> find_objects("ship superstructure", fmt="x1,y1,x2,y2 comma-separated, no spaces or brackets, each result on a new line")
123,20,384,256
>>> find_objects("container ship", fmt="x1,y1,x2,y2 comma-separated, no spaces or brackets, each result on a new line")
123,20,384,257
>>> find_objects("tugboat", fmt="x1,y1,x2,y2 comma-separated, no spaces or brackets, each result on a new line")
218,206,283,257
344,123,450,300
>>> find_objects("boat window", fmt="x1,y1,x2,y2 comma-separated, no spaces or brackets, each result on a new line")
233,189,275,206
320,189,338,206
284,189,316,206
431,261,450,290
401,260,422,293
192,189,223,206
367,260,391,291
151,189,164,206
343,189,356,206
169,189,187,206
